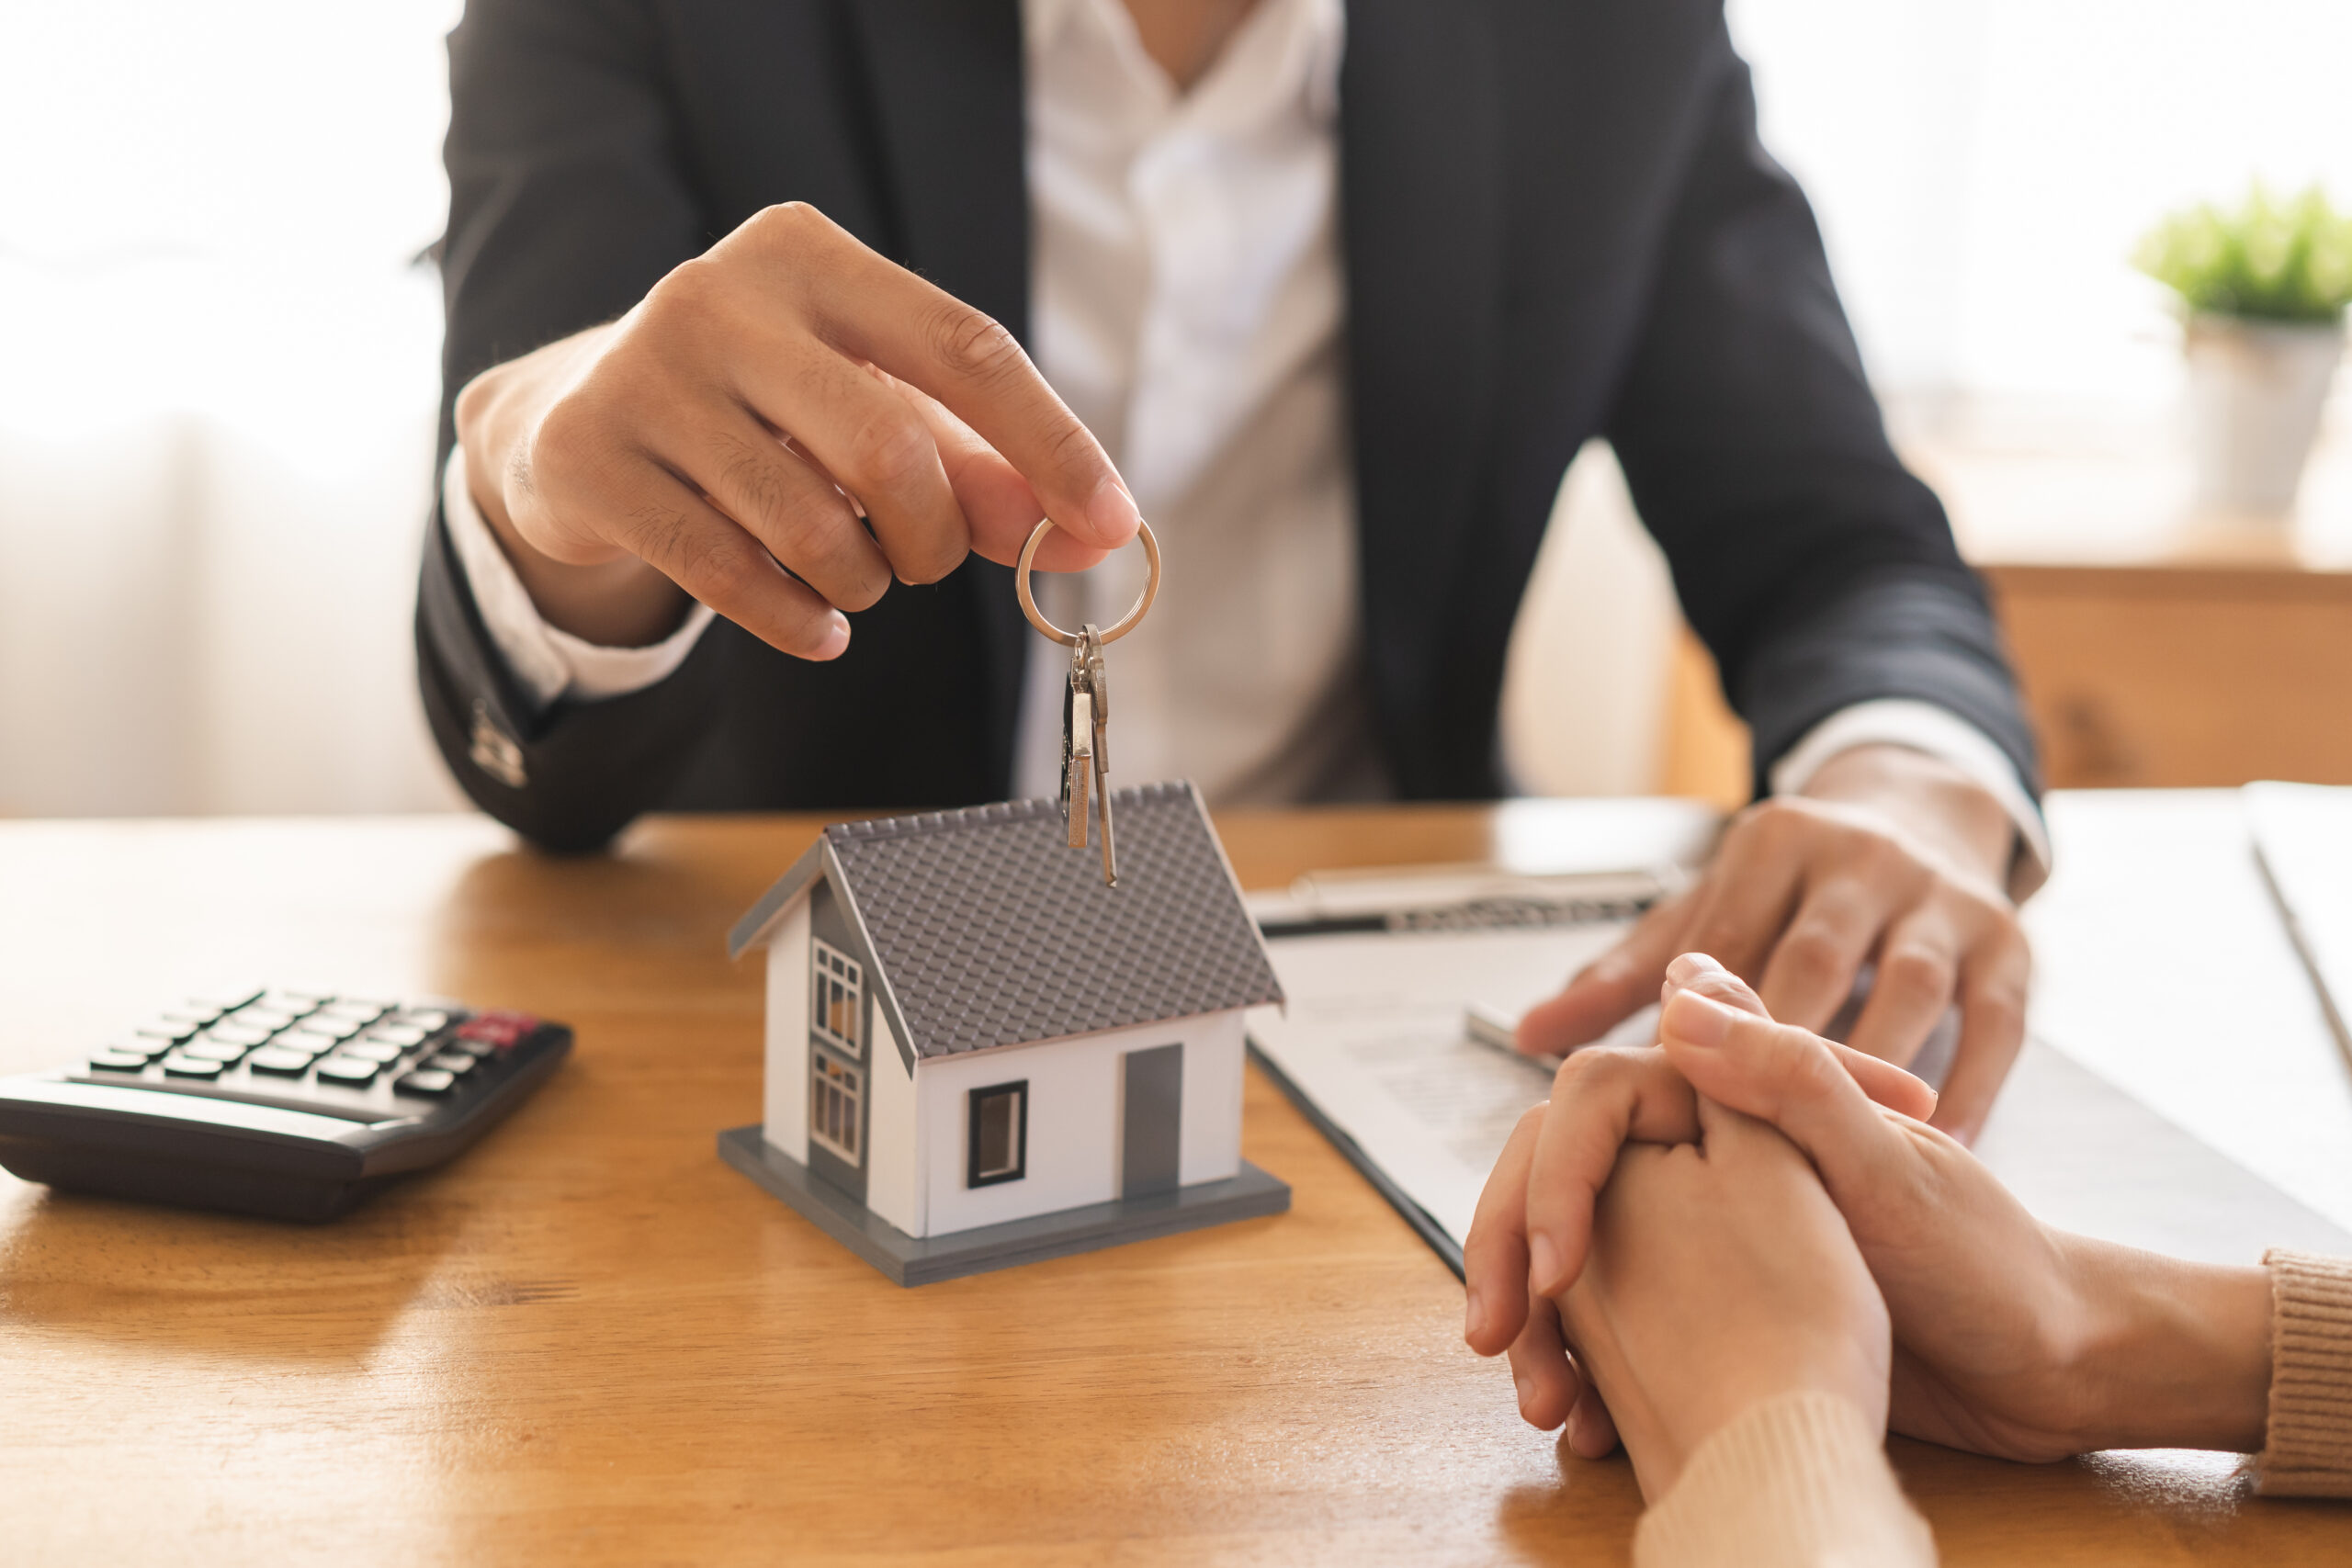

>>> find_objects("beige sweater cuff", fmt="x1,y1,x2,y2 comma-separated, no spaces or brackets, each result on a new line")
2254,1248,2352,1497
1634,1390,1936,1568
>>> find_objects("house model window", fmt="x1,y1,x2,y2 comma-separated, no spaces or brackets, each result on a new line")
811,939,862,1057
809,938,863,1166
967,1081,1027,1188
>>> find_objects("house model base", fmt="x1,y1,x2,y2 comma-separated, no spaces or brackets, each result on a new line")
719,1125,1290,1286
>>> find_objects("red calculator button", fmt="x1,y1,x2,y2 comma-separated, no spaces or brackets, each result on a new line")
456,1010,538,1051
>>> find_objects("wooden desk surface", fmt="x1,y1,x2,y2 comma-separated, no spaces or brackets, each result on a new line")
2,806,2346,1565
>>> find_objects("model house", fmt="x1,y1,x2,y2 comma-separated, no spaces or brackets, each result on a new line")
719,781,1290,1285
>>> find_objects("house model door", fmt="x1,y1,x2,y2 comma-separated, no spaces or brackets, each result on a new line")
1121,1043,1182,1198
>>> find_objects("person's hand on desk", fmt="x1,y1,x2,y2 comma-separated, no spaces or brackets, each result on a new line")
1467,955,2275,1467
1516,743,2029,1140
1520,1090,1893,1501
452,202,1139,659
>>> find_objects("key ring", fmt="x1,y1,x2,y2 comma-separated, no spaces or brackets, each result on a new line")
1014,518,1160,648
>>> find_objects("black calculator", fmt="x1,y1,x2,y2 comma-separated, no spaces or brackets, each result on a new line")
0,987,571,1221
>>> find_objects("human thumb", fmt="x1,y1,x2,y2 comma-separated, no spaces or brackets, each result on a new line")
1658,986,1912,1212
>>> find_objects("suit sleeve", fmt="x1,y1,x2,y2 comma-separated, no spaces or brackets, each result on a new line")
416,0,729,851
1601,28,2041,806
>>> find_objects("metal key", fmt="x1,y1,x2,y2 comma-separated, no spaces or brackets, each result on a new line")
1080,624,1116,886
1060,645,1093,851
1056,626,1119,885
1015,518,1160,891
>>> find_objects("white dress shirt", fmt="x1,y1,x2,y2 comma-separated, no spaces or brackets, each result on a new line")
440,0,2048,889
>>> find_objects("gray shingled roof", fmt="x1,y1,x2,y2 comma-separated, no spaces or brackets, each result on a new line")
733,782,1284,1061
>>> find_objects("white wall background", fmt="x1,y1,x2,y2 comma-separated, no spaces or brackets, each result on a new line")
3,1,2346,815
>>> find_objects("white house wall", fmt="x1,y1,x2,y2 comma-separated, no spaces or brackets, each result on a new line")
914,1009,1248,1236
863,1004,922,1236
1174,1009,1245,1187
762,901,811,1165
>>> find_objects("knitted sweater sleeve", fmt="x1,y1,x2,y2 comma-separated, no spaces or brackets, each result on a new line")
1633,1391,1937,1568
2254,1248,2352,1496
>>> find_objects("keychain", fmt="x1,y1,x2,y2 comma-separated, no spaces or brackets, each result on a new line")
1014,518,1161,887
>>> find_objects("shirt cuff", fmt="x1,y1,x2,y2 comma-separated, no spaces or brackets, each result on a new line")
440,446,716,709
1768,698,2051,902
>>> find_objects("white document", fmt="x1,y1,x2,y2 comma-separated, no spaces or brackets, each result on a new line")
1247,917,1652,1260
2246,780,2352,1057
2025,791,2352,1239
1251,825,2352,1270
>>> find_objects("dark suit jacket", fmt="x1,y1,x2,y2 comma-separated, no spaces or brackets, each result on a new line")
419,0,2039,852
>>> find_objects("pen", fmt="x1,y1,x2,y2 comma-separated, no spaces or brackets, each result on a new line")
1464,1002,1562,1072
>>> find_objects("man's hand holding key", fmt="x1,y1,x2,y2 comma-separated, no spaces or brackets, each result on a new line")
450,202,1142,659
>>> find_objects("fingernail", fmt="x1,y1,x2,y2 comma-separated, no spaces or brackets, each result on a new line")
1666,989,1736,1049
814,615,850,659
1086,478,1141,543
1528,1234,1561,1292
1664,953,1730,990
1515,1375,1536,1415
1464,1289,1487,1343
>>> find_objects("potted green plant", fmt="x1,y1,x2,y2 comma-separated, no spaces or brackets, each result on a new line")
2134,185,2351,516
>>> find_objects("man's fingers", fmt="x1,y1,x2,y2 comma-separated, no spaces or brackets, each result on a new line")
1843,906,1969,1068
1672,804,1811,983
1926,926,2030,1144
690,412,892,611
885,376,1113,572
1505,1292,1584,1432
732,342,972,586
1518,894,1690,1054
776,206,1141,552
1522,1048,1701,1297
1464,1105,1545,1357
614,469,851,659
1656,987,1911,1207
1754,877,1889,1034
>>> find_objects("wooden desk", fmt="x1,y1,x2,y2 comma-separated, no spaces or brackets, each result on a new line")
1,807,2344,1564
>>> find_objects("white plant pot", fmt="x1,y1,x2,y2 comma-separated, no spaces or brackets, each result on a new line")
2184,313,2344,516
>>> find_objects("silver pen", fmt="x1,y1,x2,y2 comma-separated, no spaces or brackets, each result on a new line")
1464,1002,1562,1072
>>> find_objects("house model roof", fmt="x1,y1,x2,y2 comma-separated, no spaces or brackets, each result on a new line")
729,781,1284,1063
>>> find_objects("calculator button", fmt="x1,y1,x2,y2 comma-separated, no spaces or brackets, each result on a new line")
456,1010,537,1051
313,1010,376,1034
277,1028,342,1055
226,1008,296,1034
160,1055,225,1079
331,998,396,1015
426,1052,480,1077
401,1010,451,1033
185,1038,254,1064
104,1037,172,1062
246,1046,316,1076
136,1016,204,1043
393,1069,456,1098
185,988,264,1020
342,1042,406,1065
207,1024,276,1050
314,1056,381,1086
258,990,326,1012
88,1051,153,1072
367,1024,429,1049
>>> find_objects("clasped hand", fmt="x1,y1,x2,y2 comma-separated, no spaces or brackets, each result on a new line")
1464,954,2273,1501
